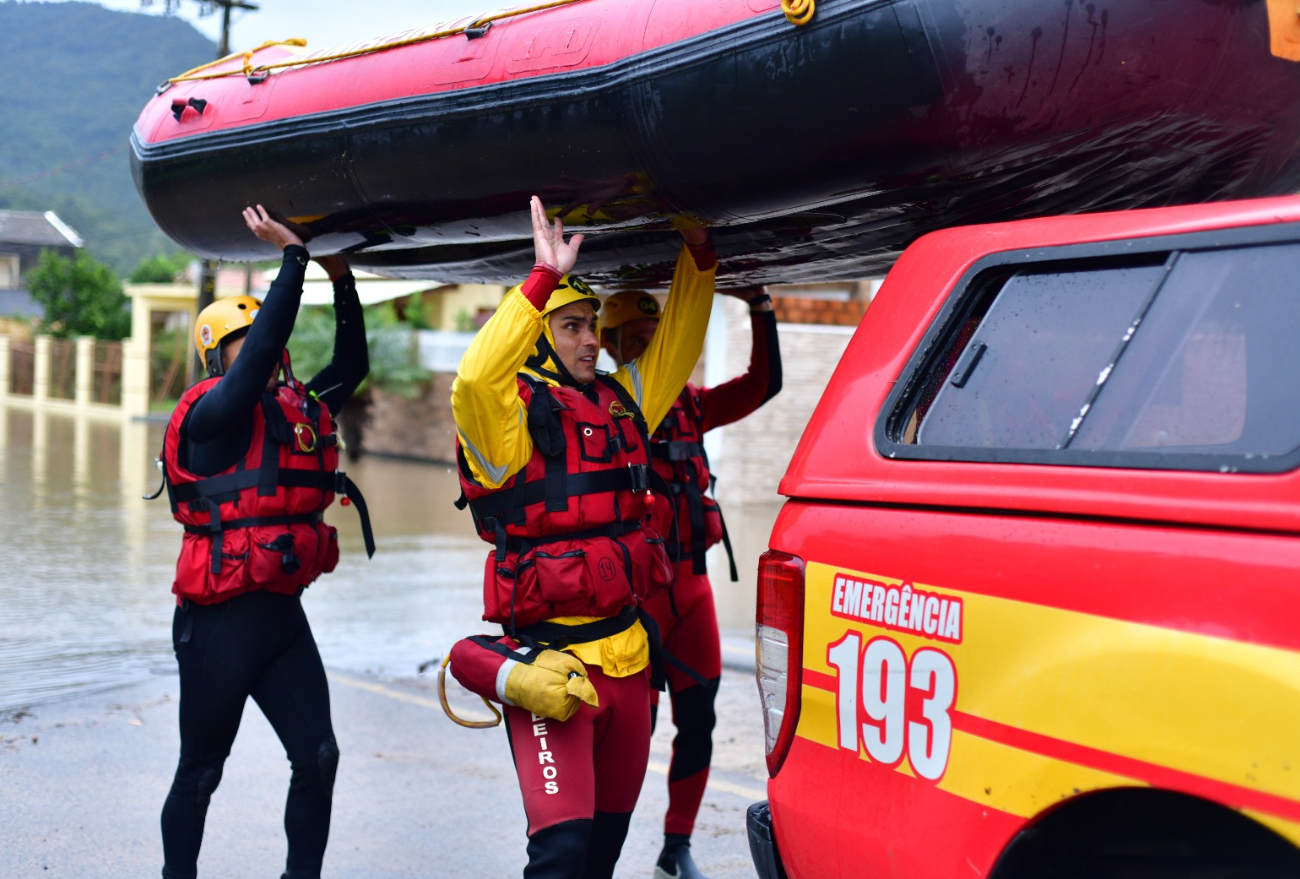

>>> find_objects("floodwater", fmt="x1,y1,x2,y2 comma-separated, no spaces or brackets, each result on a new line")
0,405,770,715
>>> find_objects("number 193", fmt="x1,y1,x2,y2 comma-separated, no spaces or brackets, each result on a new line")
827,632,957,781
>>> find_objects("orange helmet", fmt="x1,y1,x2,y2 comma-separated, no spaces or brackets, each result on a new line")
194,295,261,376
600,290,660,330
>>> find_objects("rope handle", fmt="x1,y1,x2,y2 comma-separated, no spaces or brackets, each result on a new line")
782,0,815,26
437,655,503,729
168,0,814,86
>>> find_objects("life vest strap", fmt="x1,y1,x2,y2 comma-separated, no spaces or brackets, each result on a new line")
170,466,332,503
664,476,710,577
468,464,650,522
487,581,711,697
182,511,324,535
715,502,739,582
650,440,705,462
490,517,645,562
510,605,639,650
257,396,286,497
171,468,374,559
270,471,375,558
640,606,712,691
663,503,739,583
510,605,708,692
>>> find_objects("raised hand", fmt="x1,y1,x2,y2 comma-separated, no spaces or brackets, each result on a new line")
313,254,351,282
678,224,710,247
242,204,305,251
531,195,584,275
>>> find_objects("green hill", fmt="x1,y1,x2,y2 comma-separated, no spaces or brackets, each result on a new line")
0,0,216,274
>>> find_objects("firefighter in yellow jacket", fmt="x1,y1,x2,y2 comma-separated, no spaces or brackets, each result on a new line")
451,196,716,879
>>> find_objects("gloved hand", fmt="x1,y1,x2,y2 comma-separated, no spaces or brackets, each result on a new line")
504,649,599,722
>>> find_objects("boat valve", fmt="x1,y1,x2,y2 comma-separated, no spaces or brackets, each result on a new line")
171,97,209,121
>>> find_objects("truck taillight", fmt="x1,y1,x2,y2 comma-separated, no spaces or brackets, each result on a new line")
756,549,805,777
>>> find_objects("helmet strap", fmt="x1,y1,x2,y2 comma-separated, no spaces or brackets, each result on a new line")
205,347,226,378
525,333,577,387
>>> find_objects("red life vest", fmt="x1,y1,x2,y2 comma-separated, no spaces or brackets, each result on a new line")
647,385,735,579
162,373,373,605
457,373,673,631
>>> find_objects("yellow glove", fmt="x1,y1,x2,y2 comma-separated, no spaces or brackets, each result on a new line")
503,649,600,722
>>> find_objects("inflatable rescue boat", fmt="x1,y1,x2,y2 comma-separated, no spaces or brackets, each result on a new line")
131,0,1300,286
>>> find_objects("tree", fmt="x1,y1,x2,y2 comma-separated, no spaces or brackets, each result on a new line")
129,252,192,284
287,301,430,459
27,249,130,340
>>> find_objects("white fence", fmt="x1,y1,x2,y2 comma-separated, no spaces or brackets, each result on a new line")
416,329,477,373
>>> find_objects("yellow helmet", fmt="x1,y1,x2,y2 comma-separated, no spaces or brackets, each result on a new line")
540,274,601,318
194,295,262,376
600,290,660,330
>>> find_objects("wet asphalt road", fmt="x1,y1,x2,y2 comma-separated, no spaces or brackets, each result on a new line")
0,665,768,879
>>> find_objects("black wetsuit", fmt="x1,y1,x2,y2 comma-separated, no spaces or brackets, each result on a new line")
160,246,367,879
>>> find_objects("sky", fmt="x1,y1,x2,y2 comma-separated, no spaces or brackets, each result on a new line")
79,0,493,53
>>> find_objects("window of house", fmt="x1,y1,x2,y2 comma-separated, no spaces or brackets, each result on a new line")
0,255,18,290
884,236,1300,472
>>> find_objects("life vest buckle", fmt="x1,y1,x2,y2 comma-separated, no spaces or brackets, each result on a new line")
627,462,649,493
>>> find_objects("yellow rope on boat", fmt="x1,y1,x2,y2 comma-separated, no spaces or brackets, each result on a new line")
167,0,597,84
782,0,815,26
168,38,309,84
167,0,816,85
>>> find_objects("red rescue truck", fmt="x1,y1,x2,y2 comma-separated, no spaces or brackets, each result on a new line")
748,196,1300,879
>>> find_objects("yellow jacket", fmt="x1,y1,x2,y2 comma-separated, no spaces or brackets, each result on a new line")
452,246,716,674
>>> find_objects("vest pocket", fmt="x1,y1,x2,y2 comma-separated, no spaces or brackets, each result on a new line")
175,529,250,604
248,522,341,593
627,533,673,600
484,536,641,622
319,524,340,574
247,526,307,591
702,498,725,549
575,423,614,462
530,546,593,603
484,547,596,622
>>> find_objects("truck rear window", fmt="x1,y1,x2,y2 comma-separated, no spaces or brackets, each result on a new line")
889,238,1300,472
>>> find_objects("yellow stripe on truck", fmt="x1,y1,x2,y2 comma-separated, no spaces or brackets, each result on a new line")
795,561,1300,840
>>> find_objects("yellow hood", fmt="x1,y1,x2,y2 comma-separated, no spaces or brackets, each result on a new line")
522,274,601,387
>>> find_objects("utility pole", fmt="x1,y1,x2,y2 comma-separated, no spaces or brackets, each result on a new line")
214,0,259,56
155,0,259,377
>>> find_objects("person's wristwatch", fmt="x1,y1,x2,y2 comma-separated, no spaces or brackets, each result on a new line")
749,292,772,313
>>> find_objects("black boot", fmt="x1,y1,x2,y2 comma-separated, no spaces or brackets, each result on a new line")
654,834,709,879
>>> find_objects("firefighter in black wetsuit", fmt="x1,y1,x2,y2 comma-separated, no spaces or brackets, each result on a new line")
158,206,372,879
